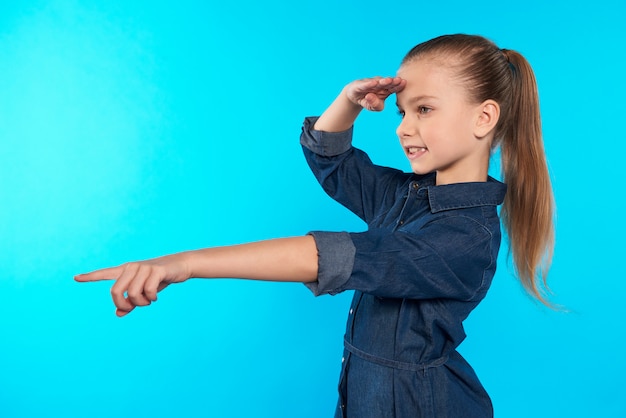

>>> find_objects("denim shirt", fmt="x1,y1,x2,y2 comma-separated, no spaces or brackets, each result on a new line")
300,117,507,418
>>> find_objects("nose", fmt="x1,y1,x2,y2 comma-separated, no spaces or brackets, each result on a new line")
396,115,415,139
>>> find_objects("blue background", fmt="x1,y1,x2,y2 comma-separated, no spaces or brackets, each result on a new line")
1,1,624,417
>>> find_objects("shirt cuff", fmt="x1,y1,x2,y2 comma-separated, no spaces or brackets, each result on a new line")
305,231,356,296
300,116,353,157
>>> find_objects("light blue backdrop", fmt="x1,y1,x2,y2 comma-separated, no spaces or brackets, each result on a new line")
1,1,624,417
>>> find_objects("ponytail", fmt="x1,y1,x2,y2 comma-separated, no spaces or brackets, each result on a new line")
500,49,555,307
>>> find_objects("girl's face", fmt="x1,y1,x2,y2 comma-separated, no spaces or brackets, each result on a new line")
395,59,492,185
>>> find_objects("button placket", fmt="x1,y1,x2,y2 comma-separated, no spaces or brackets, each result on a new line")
397,182,419,227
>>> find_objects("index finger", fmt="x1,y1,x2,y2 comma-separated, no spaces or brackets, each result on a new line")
74,266,124,282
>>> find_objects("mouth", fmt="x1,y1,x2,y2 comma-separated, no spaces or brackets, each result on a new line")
405,146,428,160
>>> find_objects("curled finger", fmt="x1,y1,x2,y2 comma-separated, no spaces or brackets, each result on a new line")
110,263,141,314
126,264,154,308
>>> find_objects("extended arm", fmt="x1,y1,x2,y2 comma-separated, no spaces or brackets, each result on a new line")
75,236,318,317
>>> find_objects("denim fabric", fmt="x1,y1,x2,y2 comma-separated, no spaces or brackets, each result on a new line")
300,116,506,418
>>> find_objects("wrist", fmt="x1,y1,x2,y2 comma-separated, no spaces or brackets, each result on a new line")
176,250,198,281
341,85,366,112
314,88,363,132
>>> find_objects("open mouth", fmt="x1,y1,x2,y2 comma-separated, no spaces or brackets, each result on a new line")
406,146,427,159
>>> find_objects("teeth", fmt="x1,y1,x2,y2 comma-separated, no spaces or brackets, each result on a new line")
408,147,426,153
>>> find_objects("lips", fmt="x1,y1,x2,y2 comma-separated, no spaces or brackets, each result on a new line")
406,146,427,159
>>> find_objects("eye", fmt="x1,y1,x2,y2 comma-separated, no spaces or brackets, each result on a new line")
396,109,405,118
418,106,432,115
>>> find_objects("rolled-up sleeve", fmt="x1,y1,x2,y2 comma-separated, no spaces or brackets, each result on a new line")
305,231,356,296
300,116,353,157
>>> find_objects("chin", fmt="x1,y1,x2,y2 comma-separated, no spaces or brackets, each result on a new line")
410,165,432,175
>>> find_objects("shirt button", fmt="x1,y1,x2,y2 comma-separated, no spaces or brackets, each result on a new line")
412,182,419,190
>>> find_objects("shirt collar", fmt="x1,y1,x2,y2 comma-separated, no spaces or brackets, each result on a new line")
414,174,507,213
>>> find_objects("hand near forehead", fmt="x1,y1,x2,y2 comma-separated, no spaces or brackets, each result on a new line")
75,254,191,317
313,76,406,132
346,77,406,112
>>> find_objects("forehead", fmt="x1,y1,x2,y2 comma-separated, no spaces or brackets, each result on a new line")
395,59,464,103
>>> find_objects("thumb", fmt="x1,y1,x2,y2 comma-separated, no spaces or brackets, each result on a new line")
362,93,385,112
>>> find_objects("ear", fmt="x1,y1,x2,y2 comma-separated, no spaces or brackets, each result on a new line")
474,100,500,139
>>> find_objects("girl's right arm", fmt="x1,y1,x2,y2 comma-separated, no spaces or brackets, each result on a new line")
75,236,318,317
313,77,406,132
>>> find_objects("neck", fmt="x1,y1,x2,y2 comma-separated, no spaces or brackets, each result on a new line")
435,154,490,185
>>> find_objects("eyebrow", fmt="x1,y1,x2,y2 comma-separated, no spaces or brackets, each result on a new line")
396,95,438,108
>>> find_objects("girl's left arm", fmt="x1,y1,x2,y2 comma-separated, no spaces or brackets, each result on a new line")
75,236,318,317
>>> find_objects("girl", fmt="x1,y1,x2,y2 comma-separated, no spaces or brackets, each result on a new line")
76,34,555,417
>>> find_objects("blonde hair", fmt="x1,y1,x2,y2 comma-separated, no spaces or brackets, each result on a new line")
402,34,556,306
